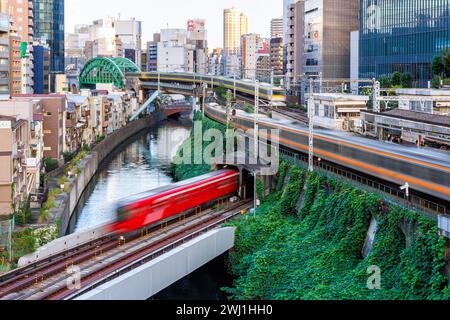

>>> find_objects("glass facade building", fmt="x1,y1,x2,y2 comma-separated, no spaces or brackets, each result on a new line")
359,0,450,87
33,0,65,89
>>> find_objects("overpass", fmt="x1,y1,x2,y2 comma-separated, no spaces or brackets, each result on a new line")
126,71,286,105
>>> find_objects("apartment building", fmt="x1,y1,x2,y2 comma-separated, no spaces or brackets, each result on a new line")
9,30,22,95
0,115,28,216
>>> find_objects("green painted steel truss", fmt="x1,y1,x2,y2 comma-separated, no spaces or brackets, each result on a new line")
79,57,140,89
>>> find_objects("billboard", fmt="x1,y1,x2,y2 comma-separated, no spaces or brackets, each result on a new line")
187,19,206,32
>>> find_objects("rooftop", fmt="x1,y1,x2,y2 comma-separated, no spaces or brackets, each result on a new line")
363,109,450,128
396,88,450,97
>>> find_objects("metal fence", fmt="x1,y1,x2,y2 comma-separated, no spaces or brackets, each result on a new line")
279,149,447,219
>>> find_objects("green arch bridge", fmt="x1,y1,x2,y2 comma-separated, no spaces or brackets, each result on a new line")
79,57,140,89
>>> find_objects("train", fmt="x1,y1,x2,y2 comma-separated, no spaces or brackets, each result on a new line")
128,71,286,102
108,169,240,235
205,104,450,203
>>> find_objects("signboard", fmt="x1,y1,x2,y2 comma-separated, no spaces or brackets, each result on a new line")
187,19,205,32
0,121,11,129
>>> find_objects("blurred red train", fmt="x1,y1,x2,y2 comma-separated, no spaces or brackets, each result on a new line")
108,169,240,235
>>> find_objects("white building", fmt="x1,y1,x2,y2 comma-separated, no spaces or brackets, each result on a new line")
221,55,241,78
88,17,118,58
21,44,34,94
115,18,142,66
241,34,260,80
157,29,189,72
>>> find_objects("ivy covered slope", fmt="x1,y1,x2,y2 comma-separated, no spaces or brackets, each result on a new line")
172,111,226,181
227,161,450,300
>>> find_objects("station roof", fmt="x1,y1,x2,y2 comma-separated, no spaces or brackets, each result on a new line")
383,109,450,128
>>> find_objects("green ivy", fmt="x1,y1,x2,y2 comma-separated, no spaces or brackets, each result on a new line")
226,166,450,300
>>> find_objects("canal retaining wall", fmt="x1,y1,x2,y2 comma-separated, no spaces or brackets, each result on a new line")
51,112,166,236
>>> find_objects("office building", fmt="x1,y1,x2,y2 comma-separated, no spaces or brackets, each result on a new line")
303,0,359,79
286,0,304,85
223,7,248,56
359,0,450,87
115,18,142,65
271,17,283,39
32,41,50,94
33,0,64,89
241,34,260,80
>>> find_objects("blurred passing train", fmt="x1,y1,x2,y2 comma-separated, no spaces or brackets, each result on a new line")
205,105,450,203
108,170,240,235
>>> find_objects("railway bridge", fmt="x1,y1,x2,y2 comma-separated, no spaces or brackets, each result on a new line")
0,159,270,300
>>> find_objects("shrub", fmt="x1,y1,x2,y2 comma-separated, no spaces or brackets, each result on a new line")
44,158,58,173
63,151,76,164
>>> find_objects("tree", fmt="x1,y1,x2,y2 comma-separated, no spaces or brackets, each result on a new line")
400,73,412,88
379,76,392,88
432,55,445,76
431,75,443,89
443,49,450,78
391,71,402,86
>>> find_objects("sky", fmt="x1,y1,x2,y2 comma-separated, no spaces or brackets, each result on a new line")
65,0,282,49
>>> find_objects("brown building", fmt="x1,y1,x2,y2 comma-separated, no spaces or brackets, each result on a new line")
0,115,29,216
0,0,33,42
304,0,360,79
9,30,21,95
270,37,283,78
13,94,66,161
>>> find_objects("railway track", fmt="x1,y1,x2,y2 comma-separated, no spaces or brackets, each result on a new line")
0,199,252,301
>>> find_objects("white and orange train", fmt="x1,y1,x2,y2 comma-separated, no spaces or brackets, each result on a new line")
206,105,450,203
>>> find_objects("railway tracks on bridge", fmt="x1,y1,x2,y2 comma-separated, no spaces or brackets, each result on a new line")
0,200,252,300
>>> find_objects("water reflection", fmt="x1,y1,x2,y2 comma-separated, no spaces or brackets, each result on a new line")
72,118,192,233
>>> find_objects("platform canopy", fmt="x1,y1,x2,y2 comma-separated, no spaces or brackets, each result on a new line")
79,57,140,89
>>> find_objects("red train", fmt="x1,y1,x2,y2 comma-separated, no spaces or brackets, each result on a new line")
108,169,240,235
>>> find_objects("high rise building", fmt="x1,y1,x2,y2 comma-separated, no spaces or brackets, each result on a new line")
270,17,283,39
286,0,304,86
33,0,64,90
146,33,160,72
359,0,450,87
21,42,34,94
33,40,50,94
223,7,248,56
187,19,208,74
115,18,142,66
87,17,118,58
9,29,21,95
270,37,284,78
303,0,359,79
157,28,188,72
0,13,9,99
241,34,260,80
1,0,34,42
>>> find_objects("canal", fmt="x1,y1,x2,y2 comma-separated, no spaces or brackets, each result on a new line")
68,117,233,300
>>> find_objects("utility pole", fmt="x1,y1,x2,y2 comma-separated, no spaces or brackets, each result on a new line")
202,83,207,117
157,72,161,92
233,75,236,98
308,78,315,172
372,78,381,113
254,80,260,158
270,68,274,101
226,89,232,126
